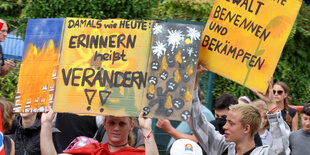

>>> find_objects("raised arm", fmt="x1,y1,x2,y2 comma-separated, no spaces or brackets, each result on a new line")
41,106,70,155
138,111,159,155
190,64,229,154
251,77,290,155
156,119,199,143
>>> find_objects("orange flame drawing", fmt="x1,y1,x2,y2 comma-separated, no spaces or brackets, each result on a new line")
16,40,60,112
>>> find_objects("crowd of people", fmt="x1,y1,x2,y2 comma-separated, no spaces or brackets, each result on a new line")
1,18,310,155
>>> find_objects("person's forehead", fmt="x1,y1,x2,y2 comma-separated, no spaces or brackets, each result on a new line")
1,23,7,30
106,116,130,122
215,108,229,113
273,84,284,90
301,113,310,119
227,110,241,122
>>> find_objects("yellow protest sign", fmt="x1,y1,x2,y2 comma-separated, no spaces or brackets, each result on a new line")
53,18,152,116
16,18,202,121
199,0,302,93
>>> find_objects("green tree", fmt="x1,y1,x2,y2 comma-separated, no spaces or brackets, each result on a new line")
158,1,310,106
0,62,20,102
155,0,214,21
0,1,25,101
0,1,27,33
1,0,158,100
18,0,159,37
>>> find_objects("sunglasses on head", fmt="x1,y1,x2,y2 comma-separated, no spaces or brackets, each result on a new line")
273,90,283,95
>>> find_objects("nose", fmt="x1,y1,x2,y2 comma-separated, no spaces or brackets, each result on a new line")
113,124,120,131
223,122,228,130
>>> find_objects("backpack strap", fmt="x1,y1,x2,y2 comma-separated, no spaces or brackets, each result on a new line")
4,135,12,155
94,124,106,142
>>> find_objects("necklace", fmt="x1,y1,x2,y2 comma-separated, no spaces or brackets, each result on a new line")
108,142,128,147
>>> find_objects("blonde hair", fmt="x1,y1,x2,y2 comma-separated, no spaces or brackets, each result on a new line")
251,100,269,128
104,116,135,146
229,104,261,137
127,117,135,147
251,99,268,113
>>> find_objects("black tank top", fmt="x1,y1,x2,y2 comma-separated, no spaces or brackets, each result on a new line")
4,135,12,155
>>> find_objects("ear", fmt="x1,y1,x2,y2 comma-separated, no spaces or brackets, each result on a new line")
284,92,288,98
243,124,251,135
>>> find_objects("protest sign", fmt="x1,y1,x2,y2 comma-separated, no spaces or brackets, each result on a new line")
142,22,202,120
199,0,302,93
15,18,202,121
14,18,63,112
53,18,152,117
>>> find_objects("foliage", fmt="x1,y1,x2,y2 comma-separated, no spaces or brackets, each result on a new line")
0,1,27,33
3,0,157,99
158,1,310,106
0,61,20,102
5,0,310,107
156,0,214,21
18,0,159,38
213,4,310,106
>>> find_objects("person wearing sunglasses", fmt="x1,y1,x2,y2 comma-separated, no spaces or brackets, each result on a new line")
273,82,298,131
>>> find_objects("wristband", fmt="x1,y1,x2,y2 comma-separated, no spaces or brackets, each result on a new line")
268,107,278,114
143,130,153,139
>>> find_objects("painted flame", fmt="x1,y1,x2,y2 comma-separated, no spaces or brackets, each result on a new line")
17,40,60,112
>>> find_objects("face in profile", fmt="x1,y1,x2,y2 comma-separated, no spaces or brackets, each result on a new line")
223,111,246,142
104,116,134,145
0,22,8,42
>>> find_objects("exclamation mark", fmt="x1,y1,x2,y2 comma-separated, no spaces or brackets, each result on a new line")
84,89,97,111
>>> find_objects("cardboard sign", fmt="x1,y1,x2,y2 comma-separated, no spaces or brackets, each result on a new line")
53,18,152,117
142,22,202,120
199,0,302,93
14,18,64,112
15,18,202,121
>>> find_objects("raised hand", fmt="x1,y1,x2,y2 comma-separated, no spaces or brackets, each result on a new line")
156,119,173,132
138,110,152,131
0,60,15,77
251,76,277,111
41,105,56,125
195,63,208,89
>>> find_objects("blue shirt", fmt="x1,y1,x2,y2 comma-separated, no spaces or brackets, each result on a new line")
167,105,215,148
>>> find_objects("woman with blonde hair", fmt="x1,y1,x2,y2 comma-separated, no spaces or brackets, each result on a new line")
0,99,15,155
251,99,272,145
273,82,298,131
40,107,159,155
